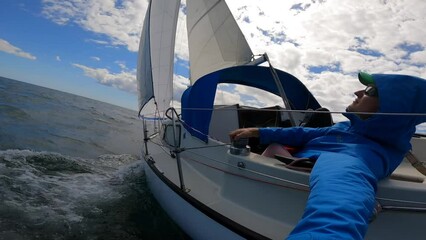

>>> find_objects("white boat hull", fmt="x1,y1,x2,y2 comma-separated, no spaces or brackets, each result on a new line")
144,158,247,240
142,122,426,240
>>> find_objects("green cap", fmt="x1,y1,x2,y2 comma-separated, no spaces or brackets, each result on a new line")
358,72,375,86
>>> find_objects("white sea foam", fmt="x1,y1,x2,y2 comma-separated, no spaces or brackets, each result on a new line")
0,149,151,239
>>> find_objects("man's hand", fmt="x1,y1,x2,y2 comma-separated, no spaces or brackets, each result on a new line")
229,128,260,141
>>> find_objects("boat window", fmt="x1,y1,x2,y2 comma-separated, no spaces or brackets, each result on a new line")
214,83,283,109
416,123,426,135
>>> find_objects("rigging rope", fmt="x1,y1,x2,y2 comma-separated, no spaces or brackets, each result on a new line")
406,151,426,176
146,137,310,190
141,107,426,187
146,136,426,212
175,106,426,117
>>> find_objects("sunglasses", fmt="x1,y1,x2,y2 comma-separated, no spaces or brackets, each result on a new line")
364,85,378,97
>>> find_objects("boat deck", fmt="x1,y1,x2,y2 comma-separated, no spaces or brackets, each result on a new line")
144,131,426,240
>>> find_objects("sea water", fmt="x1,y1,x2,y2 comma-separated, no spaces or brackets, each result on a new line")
0,77,187,239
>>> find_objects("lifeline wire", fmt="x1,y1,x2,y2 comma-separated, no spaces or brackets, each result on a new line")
174,107,426,117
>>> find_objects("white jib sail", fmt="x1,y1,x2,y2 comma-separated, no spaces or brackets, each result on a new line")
186,0,253,83
137,0,181,116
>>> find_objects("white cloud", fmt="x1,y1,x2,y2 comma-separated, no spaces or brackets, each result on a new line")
91,56,101,61
417,124,426,134
214,89,242,106
56,56,61,61
42,0,426,119
72,63,136,93
115,61,127,70
226,0,426,115
41,0,189,58
410,51,426,65
0,39,36,60
86,39,110,45
174,3,190,61
42,0,148,52
173,74,190,103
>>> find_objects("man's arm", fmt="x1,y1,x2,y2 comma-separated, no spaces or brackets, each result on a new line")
230,126,331,147
259,127,330,146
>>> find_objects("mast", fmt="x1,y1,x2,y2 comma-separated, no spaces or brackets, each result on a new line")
264,54,296,126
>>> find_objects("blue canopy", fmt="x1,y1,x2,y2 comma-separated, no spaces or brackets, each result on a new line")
181,65,321,142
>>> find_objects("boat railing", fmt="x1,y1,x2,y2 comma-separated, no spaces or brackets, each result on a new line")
141,106,426,180
140,106,426,138
140,106,426,213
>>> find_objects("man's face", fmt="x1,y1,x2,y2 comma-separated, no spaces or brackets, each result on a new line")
347,85,380,119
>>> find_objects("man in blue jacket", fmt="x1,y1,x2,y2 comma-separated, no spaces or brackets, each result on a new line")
230,72,426,240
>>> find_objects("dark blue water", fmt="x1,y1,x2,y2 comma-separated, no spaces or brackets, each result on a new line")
0,77,187,239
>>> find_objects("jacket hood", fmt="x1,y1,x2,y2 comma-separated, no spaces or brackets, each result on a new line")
344,74,426,153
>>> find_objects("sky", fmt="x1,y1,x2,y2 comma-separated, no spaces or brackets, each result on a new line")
1,0,426,126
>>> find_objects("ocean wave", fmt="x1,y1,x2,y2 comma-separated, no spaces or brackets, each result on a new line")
0,149,170,239
0,104,31,120
0,78,186,239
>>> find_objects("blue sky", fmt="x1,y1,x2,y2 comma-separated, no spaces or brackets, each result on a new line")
0,0,140,110
1,0,426,128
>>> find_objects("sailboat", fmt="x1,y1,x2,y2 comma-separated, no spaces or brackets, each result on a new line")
137,0,426,239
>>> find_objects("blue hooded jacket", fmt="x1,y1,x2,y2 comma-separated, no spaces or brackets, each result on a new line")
259,74,426,240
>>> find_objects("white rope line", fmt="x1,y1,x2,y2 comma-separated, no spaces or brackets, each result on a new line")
146,138,426,211
147,138,310,189
141,106,426,212
377,196,426,206
376,196,426,211
177,107,426,117
139,107,426,117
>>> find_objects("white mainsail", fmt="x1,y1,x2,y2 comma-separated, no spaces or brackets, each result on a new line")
137,0,181,116
186,0,253,83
